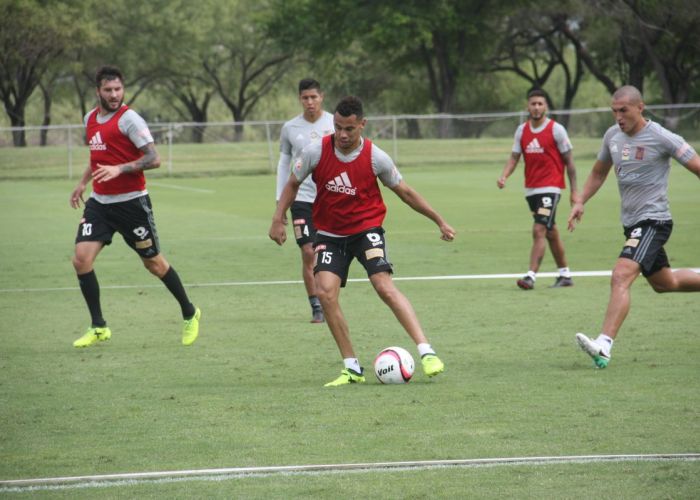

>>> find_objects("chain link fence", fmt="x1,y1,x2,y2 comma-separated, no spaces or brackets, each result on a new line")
2,105,699,180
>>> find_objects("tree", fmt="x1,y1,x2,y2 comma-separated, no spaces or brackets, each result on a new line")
203,1,292,141
489,5,589,126
0,0,81,146
266,0,508,136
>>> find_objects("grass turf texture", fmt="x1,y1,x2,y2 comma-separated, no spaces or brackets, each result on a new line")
0,152,698,497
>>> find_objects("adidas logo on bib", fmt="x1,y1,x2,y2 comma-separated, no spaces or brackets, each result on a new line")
525,138,544,154
88,131,107,151
325,171,356,195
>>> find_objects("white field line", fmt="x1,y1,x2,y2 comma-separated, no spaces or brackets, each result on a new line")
148,182,215,193
1,453,698,492
2,269,700,294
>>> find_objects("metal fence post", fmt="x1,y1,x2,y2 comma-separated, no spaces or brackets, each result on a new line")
67,126,73,180
265,121,275,172
167,123,173,176
392,115,398,163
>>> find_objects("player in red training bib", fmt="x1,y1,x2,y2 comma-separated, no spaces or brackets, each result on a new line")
498,89,580,290
270,96,455,387
69,65,201,348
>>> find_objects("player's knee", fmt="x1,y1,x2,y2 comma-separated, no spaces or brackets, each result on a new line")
374,281,399,302
72,253,91,273
610,269,632,290
315,285,336,305
650,281,671,293
143,257,168,277
301,245,315,262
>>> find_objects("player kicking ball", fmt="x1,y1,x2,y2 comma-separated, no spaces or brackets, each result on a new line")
270,96,455,386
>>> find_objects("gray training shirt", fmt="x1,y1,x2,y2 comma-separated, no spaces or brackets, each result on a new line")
275,111,335,203
598,120,696,227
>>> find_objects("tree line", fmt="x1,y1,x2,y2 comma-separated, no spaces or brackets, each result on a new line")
1,0,698,146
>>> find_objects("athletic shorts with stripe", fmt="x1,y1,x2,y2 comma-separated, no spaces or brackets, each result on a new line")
291,201,316,247
525,192,561,230
75,195,161,258
619,219,672,277
313,227,393,287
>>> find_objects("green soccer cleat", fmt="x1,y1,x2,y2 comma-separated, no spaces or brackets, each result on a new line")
324,368,365,387
182,307,201,346
421,354,445,377
73,326,112,348
575,332,611,369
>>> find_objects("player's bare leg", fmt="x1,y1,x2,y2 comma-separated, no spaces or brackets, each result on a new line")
528,223,547,274
369,272,444,376
547,225,567,268
315,270,354,358
518,223,546,289
316,270,365,386
646,267,700,293
301,243,323,323
547,225,573,287
369,272,427,344
600,258,641,339
575,258,639,368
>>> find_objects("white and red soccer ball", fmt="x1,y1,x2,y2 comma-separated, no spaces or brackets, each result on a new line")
373,346,415,384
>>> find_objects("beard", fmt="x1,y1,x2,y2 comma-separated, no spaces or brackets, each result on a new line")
100,95,123,112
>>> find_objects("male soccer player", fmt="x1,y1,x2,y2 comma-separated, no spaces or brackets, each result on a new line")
568,85,700,368
498,89,580,289
275,79,334,323
270,96,455,386
69,65,200,347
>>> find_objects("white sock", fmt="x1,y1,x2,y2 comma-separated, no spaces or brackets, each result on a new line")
417,343,435,357
595,334,614,356
343,358,362,373
558,267,571,278
526,270,536,281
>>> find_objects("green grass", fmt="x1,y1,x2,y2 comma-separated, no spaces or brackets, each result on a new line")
0,137,605,180
0,155,698,498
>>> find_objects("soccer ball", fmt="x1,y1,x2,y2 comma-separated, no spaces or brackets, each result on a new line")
373,346,415,384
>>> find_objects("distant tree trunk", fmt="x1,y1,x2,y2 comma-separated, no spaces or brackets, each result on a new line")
39,83,53,146
406,119,421,139
7,112,27,147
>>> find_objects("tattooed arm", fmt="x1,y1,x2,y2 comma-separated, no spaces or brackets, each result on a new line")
92,143,161,183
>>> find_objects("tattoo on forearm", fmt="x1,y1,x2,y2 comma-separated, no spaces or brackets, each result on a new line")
120,144,159,173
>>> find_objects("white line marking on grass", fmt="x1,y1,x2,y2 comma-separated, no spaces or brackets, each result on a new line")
1,453,698,492
148,182,215,193
2,269,700,294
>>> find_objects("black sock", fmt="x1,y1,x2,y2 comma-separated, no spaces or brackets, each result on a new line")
309,295,322,311
78,270,106,327
160,266,195,318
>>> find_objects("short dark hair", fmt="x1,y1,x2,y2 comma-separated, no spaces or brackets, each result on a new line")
95,65,123,87
298,78,321,93
335,96,363,119
527,89,548,100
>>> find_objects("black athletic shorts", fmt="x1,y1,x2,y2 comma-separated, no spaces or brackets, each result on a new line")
313,227,393,287
619,219,672,277
75,195,161,258
525,192,561,230
291,201,316,247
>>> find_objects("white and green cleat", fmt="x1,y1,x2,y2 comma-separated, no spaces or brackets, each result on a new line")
575,333,610,369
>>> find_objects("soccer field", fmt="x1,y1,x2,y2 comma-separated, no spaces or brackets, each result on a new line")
0,157,698,497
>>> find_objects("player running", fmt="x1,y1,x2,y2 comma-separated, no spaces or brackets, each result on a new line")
70,65,200,347
569,85,700,368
